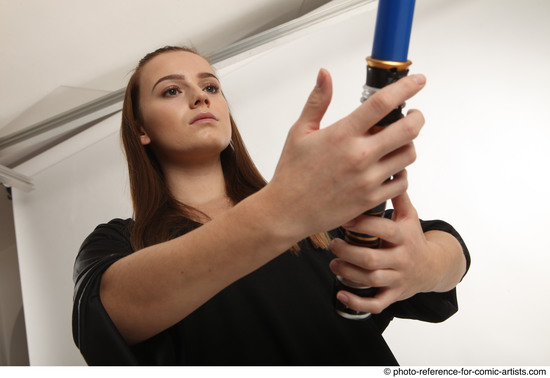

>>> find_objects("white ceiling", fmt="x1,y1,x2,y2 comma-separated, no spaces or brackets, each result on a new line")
0,0,332,165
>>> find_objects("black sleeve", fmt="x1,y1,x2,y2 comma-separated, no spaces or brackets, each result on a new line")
380,210,471,324
72,218,139,365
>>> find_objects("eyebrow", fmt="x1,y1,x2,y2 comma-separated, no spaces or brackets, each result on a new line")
151,72,219,93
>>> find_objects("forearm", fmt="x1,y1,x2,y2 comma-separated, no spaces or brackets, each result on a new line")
424,230,467,293
100,72,427,345
100,187,301,345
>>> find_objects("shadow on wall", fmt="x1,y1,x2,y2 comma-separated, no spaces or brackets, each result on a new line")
0,306,29,366
9,308,29,365
0,189,29,366
0,313,4,365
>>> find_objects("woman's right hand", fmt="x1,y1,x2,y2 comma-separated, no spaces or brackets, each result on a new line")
266,68,426,238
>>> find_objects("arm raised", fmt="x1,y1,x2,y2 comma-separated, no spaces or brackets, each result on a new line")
100,69,426,344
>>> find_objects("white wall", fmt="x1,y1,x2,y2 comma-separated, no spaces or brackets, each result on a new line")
12,0,550,365
14,116,132,365
221,0,550,365
379,0,550,365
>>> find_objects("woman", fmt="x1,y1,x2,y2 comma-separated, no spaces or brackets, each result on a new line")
72,46,469,365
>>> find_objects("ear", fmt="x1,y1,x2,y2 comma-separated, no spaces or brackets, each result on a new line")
139,127,151,146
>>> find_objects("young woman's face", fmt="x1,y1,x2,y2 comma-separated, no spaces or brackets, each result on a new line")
138,51,232,167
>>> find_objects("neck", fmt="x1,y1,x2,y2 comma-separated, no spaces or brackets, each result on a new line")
161,157,231,220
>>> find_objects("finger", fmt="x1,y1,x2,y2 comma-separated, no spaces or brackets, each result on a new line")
390,191,418,221
330,238,397,271
341,211,405,247
337,286,398,315
369,108,424,163
379,142,416,173
346,74,426,135
330,258,395,289
376,170,410,208
294,68,333,132
352,169,409,213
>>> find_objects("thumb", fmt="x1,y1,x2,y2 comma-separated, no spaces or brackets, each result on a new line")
295,68,333,132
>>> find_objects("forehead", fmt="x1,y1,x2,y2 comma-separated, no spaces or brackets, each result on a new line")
139,51,215,89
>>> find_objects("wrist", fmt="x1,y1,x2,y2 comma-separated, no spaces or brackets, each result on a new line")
423,238,447,293
424,231,466,293
236,184,305,252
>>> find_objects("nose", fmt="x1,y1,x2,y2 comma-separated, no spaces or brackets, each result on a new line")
190,87,209,108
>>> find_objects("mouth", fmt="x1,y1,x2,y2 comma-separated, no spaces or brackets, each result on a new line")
190,112,218,125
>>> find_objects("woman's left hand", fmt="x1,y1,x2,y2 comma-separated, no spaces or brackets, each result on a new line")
329,186,466,315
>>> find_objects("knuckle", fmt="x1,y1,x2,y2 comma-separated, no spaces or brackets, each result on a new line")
401,174,410,191
416,110,426,126
364,194,384,211
402,117,421,140
306,86,324,107
397,111,423,143
393,253,408,271
368,301,385,315
332,126,348,144
384,222,399,241
408,108,425,124
305,96,322,111
406,144,417,163
360,252,375,269
360,173,377,190
368,273,382,288
401,178,409,193
368,91,393,116
392,173,409,193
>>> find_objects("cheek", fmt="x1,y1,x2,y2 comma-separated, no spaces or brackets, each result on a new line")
141,103,165,128
222,115,233,140
218,103,231,131
139,104,178,140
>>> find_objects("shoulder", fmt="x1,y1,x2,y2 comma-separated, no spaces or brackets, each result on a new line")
73,218,134,284
78,218,134,256
86,218,133,239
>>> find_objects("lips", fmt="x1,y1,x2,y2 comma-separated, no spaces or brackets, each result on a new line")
190,112,218,125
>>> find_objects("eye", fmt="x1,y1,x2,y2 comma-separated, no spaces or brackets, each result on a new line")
204,84,219,94
163,87,180,97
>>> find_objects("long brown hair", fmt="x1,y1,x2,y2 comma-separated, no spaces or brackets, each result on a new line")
121,46,330,252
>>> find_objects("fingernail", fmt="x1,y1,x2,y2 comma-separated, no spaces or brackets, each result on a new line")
330,259,340,272
342,219,356,228
316,68,326,88
411,74,426,86
337,292,349,305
